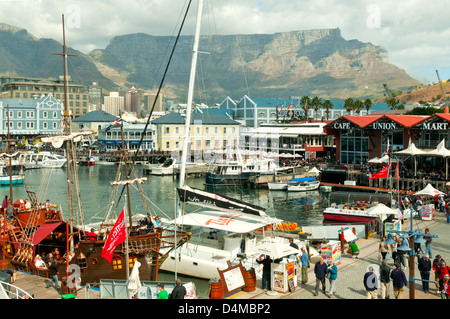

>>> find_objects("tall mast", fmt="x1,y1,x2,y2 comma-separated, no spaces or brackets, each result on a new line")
177,0,204,218
53,14,77,248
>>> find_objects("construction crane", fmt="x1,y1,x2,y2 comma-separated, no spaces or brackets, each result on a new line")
435,69,448,105
382,83,394,98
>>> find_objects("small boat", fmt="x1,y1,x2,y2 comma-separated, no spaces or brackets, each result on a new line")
322,202,398,223
150,158,176,175
205,158,282,186
287,177,320,192
22,151,66,169
0,165,24,186
267,181,288,191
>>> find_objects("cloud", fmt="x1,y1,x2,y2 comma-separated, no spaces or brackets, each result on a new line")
0,0,448,82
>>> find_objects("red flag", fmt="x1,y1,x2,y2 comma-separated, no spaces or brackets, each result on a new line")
369,164,391,180
101,209,127,264
394,164,399,181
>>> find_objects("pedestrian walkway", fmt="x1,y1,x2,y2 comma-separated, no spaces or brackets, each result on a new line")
230,210,449,300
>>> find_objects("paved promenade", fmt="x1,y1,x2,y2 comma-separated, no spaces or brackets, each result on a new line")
231,211,450,300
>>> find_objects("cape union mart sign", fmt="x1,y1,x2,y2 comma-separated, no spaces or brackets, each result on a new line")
332,122,398,130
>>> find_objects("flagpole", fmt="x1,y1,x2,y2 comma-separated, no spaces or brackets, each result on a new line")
124,195,130,299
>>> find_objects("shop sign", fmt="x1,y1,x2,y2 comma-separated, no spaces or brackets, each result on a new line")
332,122,351,129
277,109,305,118
372,122,396,130
422,122,449,130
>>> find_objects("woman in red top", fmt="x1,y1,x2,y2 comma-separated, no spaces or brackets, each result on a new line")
437,261,450,293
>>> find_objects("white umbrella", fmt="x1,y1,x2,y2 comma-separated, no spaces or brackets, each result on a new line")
308,167,321,174
250,240,299,259
394,138,428,176
128,260,141,298
414,183,445,197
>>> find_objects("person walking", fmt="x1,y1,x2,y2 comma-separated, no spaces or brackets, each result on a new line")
446,200,450,223
313,257,327,296
423,228,433,258
391,264,408,299
379,259,391,299
390,235,398,265
433,255,445,293
441,275,450,299
436,261,450,294
418,254,432,293
157,283,168,299
363,266,378,299
300,247,310,285
45,255,61,291
326,259,338,298
378,236,390,261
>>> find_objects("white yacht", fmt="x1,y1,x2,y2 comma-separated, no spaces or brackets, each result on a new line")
21,151,67,169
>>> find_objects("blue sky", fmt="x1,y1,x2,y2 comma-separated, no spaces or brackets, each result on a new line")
0,0,448,84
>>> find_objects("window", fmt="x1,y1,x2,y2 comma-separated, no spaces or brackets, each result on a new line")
77,255,87,269
111,256,123,270
53,122,57,129
223,127,227,134
53,111,57,118
165,127,170,134
17,122,22,129
129,255,138,269
175,127,180,134
43,122,48,129
17,111,22,118
165,141,170,149
43,111,48,118
206,127,209,134
215,127,218,134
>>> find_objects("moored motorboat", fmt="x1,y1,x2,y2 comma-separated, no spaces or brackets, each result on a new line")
322,202,398,223
287,177,320,192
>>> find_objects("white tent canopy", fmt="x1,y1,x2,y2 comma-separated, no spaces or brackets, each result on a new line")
171,210,281,233
414,183,445,197
248,239,299,259
426,139,450,157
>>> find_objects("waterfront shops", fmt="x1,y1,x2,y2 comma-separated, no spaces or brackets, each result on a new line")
324,111,450,168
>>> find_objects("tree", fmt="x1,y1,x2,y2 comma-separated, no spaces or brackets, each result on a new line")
353,99,364,114
300,96,311,119
322,99,333,121
386,97,405,110
344,97,355,115
311,96,322,120
363,98,373,114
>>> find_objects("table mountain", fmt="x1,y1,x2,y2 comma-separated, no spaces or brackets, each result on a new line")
89,28,420,101
0,23,115,90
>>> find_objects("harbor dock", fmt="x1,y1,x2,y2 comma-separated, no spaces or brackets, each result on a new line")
229,212,448,300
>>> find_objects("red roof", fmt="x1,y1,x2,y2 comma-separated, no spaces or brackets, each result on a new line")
339,115,382,127
434,113,450,122
383,115,428,128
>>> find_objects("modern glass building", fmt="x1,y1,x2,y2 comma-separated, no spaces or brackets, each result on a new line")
218,95,391,128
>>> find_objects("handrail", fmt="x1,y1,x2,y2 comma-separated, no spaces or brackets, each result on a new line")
0,280,34,299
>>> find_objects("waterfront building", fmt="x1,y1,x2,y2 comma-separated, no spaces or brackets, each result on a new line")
218,95,391,128
151,111,240,153
0,75,89,117
143,93,163,113
125,87,141,115
104,92,124,116
0,94,63,137
242,122,335,159
72,110,119,136
97,120,157,152
88,81,106,111
324,110,450,165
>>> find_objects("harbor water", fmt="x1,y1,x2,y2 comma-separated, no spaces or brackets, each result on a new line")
5,165,328,298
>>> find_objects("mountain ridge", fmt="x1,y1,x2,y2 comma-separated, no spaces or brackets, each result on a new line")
0,23,421,102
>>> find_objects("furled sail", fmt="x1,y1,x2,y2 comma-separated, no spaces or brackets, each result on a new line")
41,132,93,149
177,185,268,217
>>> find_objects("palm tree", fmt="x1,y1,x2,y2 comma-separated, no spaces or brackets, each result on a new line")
353,99,364,115
300,96,311,119
363,98,373,115
344,97,354,115
386,97,405,110
322,99,333,121
311,96,322,120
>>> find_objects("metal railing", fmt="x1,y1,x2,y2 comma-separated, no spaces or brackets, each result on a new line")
0,280,34,299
